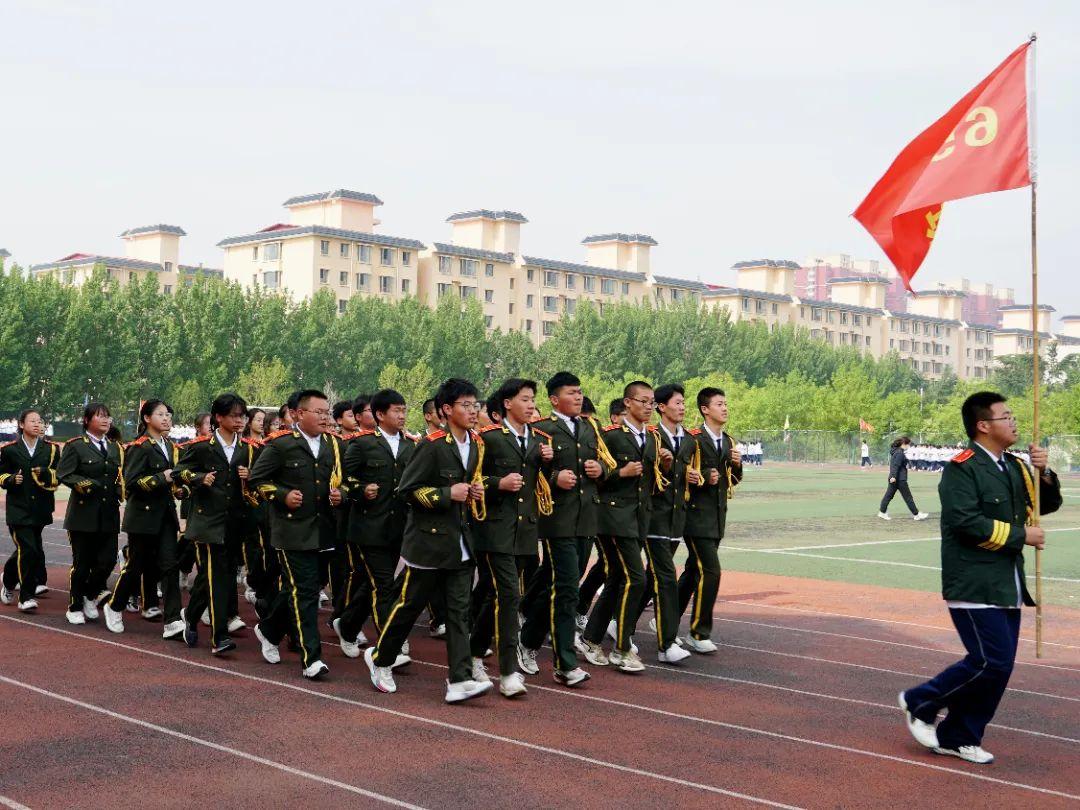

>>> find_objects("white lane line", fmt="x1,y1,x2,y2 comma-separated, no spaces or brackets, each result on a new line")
716,599,1080,652
0,796,32,810
0,675,425,809
726,525,1080,554
0,616,798,810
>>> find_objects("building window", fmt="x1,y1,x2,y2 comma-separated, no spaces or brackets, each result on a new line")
164,261,173,273
524,319,533,332
359,245,371,263
459,259,478,276
583,276,596,293
320,268,330,284
401,279,410,294
264,242,281,261
460,286,477,300
485,263,495,277
566,274,576,290
129,272,136,283
380,248,393,266
252,246,259,261
543,296,558,312
811,308,823,322
62,269,74,284
621,282,630,296
866,316,872,327
338,299,347,314
671,289,683,302
826,310,835,323
163,284,173,294
742,297,751,312
543,271,558,288
339,271,348,286
320,240,330,256
356,273,370,290
840,311,848,324
508,303,514,314
865,335,871,346
601,279,616,295
484,315,493,328
438,255,452,274
853,313,862,326
340,243,349,258
771,302,778,314
526,294,534,309
756,299,766,314
437,283,451,298
509,278,515,290
402,250,411,266
379,275,393,294
542,321,556,337
564,298,576,314
484,289,494,304
527,269,535,284
840,332,849,344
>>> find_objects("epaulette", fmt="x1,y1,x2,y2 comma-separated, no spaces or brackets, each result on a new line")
46,438,62,447
127,435,150,448
0,440,15,449
479,424,501,434
264,428,292,441
187,435,212,446
688,428,702,436
951,449,974,464
426,429,447,442
64,436,85,445
602,424,622,433
533,428,551,440
241,436,263,447
646,424,659,432
355,429,377,437
529,415,546,424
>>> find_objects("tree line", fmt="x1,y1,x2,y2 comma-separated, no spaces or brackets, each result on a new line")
1,264,1076,440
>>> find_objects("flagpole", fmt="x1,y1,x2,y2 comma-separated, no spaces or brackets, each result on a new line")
1027,33,1043,659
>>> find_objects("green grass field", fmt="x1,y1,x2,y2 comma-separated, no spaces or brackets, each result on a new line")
710,463,1080,607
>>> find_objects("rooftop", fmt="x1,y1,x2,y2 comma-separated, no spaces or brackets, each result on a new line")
30,254,221,278
446,209,528,224
886,310,961,326
799,296,885,317
828,275,890,285
0,249,9,259
733,259,801,271
703,287,795,304
911,288,967,297
432,242,515,263
995,328,1055,339
1057,314,1080,321
998,303,1055,312
652,275,711,290
521,255,645,282
119,224,187,238
283,189,384,207
217,224,424,250
581,233,657,246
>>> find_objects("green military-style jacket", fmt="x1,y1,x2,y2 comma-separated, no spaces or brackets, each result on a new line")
475,422,552,555
121,434,184,534
597,422,658,540
344,428,418,548
176,433,260,545
57,434,124,535
537,413,610,539
0,437,61,527
649,424,696,539
249,429,344,552
939,442,1062,607
396,428,479,569
684,426,742,540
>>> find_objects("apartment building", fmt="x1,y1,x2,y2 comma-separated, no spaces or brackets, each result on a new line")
30,225,222,292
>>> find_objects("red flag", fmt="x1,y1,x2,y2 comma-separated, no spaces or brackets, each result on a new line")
854,40,1035,290
859,418,875,434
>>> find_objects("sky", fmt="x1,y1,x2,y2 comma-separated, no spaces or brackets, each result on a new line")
1,1,1077,320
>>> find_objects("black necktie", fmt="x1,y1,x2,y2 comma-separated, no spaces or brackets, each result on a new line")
519,433,527,453
98,440,107,457
997,459,1009,477
716,437,724,456
571,418,578,438
674,435,681,453
638,432,645,450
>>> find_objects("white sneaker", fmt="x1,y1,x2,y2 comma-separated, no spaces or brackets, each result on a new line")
333,618,361,658
430,623,447,638
553,667,591,687
445,678,492,703
180,572,189,591
877,512,892,521
302,660,329,680
156,584,162,598
682,636,717,654
18,598,38,612
471,658,492,684
401,639,409,656
659,644,691,664
499,672,528,697
605,619,638,653
574,635,609,666
95,590,112,605
913,512,930,521
517,643,539,675
574,613,588,632
648,617,657,633
200,609,210,626
142,606,162,620
609,648,646,673
253,623,280,664
227,615,247,633
162,620,185,640
0,585,13,604
82,597,100,620
898,691,939,749
103,603,125,633
318,590,330,606
125,596,140,613
244,587,257,605
933,745,994,764
365,647,397,693
65,610,86,625
390,653,411,670
35,584,49,596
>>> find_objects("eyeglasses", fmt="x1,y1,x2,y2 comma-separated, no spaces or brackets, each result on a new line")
454,402,482,412
628,397,656,408
301,408,331,417
983,416,1017,423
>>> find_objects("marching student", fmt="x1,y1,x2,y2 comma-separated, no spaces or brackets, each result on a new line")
176,414,212,592
422,398,442,436
677,387,743,653
335,388,418,657
250,389,345,680
242,408,277,616
55,403,124,624
469,378,554,697
878,437,930,521
517,371,611,687
103,400,186,638
332,401,358,435
177,393,255,655
0,409,61,612
579,381,665,673
365,378,491,703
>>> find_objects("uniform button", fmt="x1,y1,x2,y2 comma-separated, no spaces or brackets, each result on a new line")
518,516,523,521
431,528,437,534
518,497,524,503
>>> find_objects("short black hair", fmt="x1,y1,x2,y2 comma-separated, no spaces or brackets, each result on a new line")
696,387,726,413
962,391,1008,440
352,393,372,417
332,401,353,421
16,409,41,431
495,378,537,413
486,393,503,422
81,402,110,430
609,398,626,418
194,412,211,430
296,389,327,410
546,371,580,397
370,389,406,422
138,399,174,435
623,380,652,399
581,397,596,417
435,378,479,416
285,391,302,412
655,383,684,406
422,398,436,416
211,393,248,419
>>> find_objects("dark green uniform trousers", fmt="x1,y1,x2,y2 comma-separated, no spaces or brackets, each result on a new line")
339,545,400,641
576,539,606,615
638,537,680,650
583,535,645,653
470,551,524,676
374,564,472,684
676,535,721,640
68,530,118,612
519,537,582,673
3,526,46,600
185,542,232,645
243,525,279,614
108,525,181,623
258,549,322,669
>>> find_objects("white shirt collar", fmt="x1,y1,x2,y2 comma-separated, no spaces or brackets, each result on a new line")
974,441,1003,465
503,419,529,440
86,432,107,445
21,436,38,454
702,423,723,443
659,421,683,443
214,429,238,451
552,410,577,429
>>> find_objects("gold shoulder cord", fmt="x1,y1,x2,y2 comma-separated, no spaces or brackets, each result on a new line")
652,430,670,494
170,441,186,499
470,435,487,521
585,416,618,471
685,439,702,502
725,436,737,501
242,441,260,506
31,443,60,491
116,442,126,502
1014,456,1036,524
536,433,554,516
329,435,343,491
